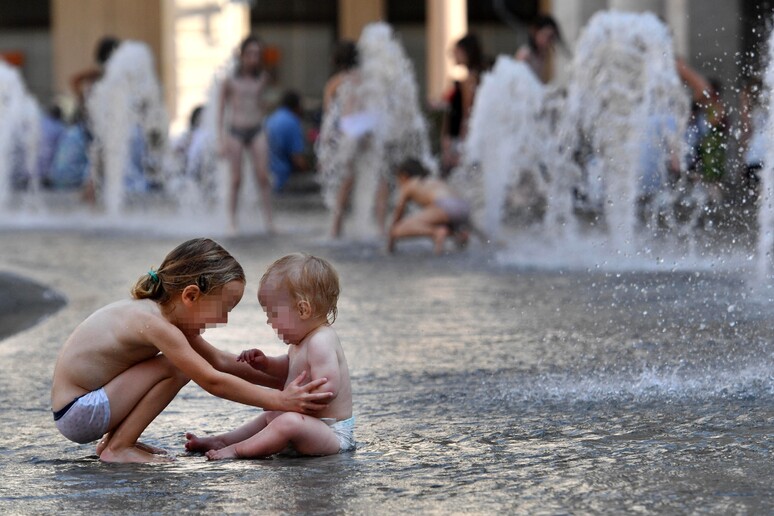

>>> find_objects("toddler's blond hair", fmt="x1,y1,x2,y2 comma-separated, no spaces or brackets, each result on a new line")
261,253,340,323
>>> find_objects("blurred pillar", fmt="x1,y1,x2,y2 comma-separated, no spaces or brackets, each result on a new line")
607,0,664,16
426,0,467,105
51,0,249,133
161,0,249,133
551,0,606,84
52,0,162,99
338,0,385,41
665,0,689,58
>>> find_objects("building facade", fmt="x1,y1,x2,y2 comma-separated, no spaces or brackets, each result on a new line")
0,0,769,131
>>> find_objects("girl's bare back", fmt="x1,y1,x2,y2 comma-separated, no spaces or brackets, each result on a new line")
408,177,456,207
51,299,171,410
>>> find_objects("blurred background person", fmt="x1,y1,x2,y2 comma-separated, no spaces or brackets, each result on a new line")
266,90,308,193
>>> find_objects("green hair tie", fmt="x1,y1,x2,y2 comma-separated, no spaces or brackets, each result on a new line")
148,269,159,283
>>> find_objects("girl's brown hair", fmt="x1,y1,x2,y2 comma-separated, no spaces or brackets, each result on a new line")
261,253,340,323
131,238,245,305
237,35,263,77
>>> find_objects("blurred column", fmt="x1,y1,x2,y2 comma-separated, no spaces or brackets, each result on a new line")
551,0,606,84
426,0,467,105
51,0,249,133
607,0,664,16
161,0,249,133
664,0,689,58
52,0,162,100
338,0,385,41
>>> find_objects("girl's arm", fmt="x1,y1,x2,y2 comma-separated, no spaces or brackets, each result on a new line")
151,320,331,412
187,334,285,389
217,79,230,149
460,75,477,138
676,56,711,103
323,74,342,112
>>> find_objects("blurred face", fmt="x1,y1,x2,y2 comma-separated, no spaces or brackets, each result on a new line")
184,280,244,333
451,45,468,67
258,278,303,345
534,27,557,51
241,41,262,72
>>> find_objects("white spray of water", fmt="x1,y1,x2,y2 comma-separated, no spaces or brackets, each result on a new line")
317,22,434,238
756,27,774,280
88,41,168,215
463,57,577,239
566,11,688,253
0,60,40,209
462,11,692,266
163,60,231,227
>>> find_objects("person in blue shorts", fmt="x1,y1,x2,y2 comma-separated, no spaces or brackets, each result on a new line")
265,90,308,193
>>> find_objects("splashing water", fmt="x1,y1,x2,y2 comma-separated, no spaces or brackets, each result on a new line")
463,57,577,238
756,26,774,280
88,41,168,215
463,11,709,269
0,60,40,210
0,41,239,235
567,11,689,251
316,22,434,238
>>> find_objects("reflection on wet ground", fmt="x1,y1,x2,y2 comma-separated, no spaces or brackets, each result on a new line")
0,272,65,341
2,215,774,513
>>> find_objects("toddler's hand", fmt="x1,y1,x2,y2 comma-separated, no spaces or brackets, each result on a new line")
237,348,267,370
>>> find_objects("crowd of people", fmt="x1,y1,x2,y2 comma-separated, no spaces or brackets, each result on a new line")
7,14,768,253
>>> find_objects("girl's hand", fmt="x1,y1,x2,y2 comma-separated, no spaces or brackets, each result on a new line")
280,371,333,414
237,348,267,370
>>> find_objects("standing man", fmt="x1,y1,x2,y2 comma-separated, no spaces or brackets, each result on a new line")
265,90,308,192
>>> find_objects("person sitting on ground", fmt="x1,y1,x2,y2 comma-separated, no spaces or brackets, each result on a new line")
265,90,309,193
185,253,354,460
387,158,478,255
51,238,332,463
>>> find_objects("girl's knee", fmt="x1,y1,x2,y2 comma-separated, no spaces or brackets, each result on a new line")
156,356,190,385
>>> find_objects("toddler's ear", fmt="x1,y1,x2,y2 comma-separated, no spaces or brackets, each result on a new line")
297,299,312,319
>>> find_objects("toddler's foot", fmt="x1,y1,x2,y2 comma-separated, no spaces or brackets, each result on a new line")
206,446,238,461
185,432,228,453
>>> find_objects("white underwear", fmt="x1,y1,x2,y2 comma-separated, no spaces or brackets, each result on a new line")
322,416,356,453
53,387,111,444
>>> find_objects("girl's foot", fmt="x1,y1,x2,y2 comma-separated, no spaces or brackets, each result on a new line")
100,445,174,464
96,433,112,456
433,226,450,255
136,441,168,455
454,229,470,249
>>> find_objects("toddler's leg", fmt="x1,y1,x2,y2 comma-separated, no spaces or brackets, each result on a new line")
206,413,340,460
185,411,276,452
